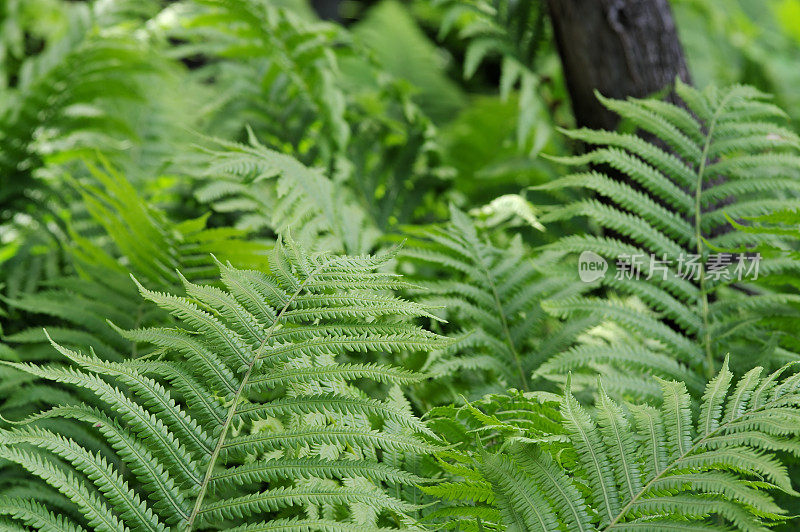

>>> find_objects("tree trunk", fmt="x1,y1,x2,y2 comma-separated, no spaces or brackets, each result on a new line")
310,0,344,23
546,0,691,130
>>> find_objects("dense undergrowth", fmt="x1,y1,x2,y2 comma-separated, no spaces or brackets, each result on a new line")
1,0,800,530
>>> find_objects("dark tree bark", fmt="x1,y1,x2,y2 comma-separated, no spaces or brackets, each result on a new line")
546,0,691,130
310,0,344,23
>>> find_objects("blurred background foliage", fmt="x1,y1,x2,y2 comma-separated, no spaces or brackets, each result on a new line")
673,0,800,122
3,0,798,223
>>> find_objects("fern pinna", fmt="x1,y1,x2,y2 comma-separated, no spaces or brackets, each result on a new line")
426,357,800,531
534,82,800,397
0,238,446,530
728,208,800,355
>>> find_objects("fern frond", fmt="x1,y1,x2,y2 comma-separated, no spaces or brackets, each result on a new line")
191,132,379,254
481,451,559,531
0,496,87,532
432,0,548,149
0,2,166,218
170,0,445,229
1,160,267,421
428,361,800,531
536,81,800,394
402,205,580,397
0,236,447,530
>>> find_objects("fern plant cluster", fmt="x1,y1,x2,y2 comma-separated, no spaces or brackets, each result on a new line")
2,0,800,531
426,358,800,531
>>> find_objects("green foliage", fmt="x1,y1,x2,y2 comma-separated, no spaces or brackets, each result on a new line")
426,359,800,531
729,208,800,354
167,0,447,228
0,0,180,218
169,0,352,162
0,158,266,420
402,205,581,399
432,0,550,148
353,0,466,124
673,0,800,125
534,82,800,397
188,130,379,255
0,238,447,530
2,1,800,530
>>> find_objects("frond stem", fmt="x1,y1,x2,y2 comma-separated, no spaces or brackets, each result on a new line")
477,254,529,391
603,382,782,529
693,92,733,379
183,259,330,531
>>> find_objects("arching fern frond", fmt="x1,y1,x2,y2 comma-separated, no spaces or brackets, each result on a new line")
401,205,581,399
426,358,800,531
170,0,350,159
0,1,169,220
165,0,447,229
534,82,800,395
190,130,379,255
0,237,447,530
